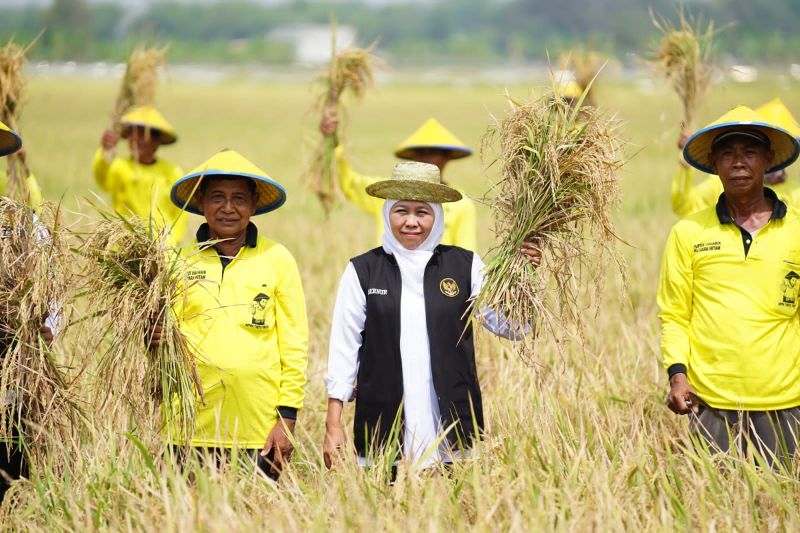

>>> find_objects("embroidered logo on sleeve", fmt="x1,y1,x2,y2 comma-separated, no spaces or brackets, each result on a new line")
440,278,460,297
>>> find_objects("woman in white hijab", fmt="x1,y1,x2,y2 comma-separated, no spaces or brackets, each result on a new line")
323,162,540,470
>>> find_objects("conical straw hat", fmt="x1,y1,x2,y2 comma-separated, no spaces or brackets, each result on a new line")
683,105,800,174
119,105,178,145
394,118,472,160
0,120,22,157
171,149,286,216
755,98,800,139
366,161,462,203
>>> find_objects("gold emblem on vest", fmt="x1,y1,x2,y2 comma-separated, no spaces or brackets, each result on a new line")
440,278,459,297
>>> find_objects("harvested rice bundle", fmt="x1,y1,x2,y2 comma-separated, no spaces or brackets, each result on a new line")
651,9,716,132
0,198,77,453
475,88,626,363
78,209,201,441
309,22,383,216
0,39,33,203
105,46,166,161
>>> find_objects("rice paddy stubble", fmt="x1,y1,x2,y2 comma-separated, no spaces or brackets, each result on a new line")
1,75,799,530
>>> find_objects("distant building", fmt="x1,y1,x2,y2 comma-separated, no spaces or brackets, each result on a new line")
268,24,357,65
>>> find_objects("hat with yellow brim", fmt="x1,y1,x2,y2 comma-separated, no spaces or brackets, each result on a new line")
0,120,22,157
171,149,286,216
755,98,800,139
119,105,178,145
366,161,462,203
394,118,472,160
683,105,800,174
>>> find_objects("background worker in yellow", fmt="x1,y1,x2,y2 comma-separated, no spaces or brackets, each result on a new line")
0,122,43,212
659,105,800,464
93,106,187,244
319,114,476,250
162,149,308,479
671,98,800,217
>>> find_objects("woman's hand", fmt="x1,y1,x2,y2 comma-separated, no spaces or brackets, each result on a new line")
39,326,54,347
261,418,296,476
520,240,543,267
323,398,346,468
319,109,339,137
148,313,163,349
101,129,120,150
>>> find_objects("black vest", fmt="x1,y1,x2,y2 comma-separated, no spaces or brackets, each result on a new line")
350,245,483,457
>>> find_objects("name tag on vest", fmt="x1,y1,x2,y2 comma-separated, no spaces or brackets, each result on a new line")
367,288,388,295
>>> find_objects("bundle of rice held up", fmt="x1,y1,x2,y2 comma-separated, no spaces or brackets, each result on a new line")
0,198,76,452
79,210,201,440
651,9,716,131
309,23,382,216
0,38,34,202
474,89,625,363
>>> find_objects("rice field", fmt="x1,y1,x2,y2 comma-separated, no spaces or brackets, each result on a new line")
2,72,800,531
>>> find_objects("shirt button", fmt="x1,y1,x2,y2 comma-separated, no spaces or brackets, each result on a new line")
746,239,751,244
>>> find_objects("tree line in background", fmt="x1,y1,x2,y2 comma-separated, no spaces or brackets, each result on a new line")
0,0,798,65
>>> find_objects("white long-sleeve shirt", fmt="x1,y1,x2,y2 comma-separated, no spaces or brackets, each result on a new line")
325,252,524,467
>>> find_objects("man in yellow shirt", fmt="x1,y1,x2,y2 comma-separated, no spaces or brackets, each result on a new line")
163,149,308,478
93,106,187,244
659,105,800,463
671,98,800,217
320,113,476,250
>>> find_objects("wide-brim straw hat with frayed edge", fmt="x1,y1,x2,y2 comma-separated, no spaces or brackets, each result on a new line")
394,118,472,160
366,161,462,203
119,105,178,145
683,105,800,174
171,149,287,216
755,98,800,139
0,120,22,157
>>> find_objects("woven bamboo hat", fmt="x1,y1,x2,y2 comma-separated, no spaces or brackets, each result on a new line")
171,149,286,216
755,98,800,139
683,105,800,174
394,118,472,160
366,161,462,203
0,120,21,157
119,106,178,145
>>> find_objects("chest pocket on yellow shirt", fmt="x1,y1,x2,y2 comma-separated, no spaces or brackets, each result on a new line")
777,250,800,314
242,284,276,332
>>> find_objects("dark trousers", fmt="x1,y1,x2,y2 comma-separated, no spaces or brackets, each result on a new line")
170,446,280,481
690,405,800,466
0,440,26,503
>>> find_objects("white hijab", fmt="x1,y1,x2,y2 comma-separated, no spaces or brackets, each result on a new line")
381,199,445,292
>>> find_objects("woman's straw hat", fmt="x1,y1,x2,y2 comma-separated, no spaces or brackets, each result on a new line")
755,98,800,139
0,120,21,157
366,161,462,203
171,149,286,216
683,105,800,174
394,118,472,160
119,106,178,145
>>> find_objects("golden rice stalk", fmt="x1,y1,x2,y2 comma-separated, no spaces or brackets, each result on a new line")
0,198,80,458
474,86,626,364
309,20,383,216
650,9,716,131
0,38,35,204
77,208,202,442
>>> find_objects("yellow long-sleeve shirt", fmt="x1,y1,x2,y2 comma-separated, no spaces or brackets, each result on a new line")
336,148,477,251
658,189,800,410
172,223,309,448
93,148,187,244
671,163,800,217
0,169,43,212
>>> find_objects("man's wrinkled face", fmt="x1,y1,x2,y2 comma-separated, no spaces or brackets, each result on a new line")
709,135,774,196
